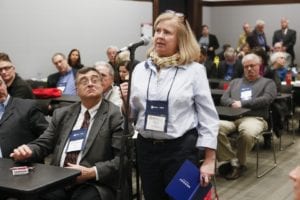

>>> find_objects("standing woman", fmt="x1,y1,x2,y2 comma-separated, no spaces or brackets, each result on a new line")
121,11,219,199
67,48,84,70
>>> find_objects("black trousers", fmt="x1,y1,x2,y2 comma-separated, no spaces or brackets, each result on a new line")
136,129,199,200
39,184,101,200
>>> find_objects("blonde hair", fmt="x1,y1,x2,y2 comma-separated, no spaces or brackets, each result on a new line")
147,11,200,65
115,50,130,66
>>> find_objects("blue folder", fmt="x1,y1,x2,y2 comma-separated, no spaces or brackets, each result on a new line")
165,160,212,200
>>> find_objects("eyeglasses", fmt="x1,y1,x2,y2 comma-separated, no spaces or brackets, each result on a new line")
243,64,259,69
0,66,13,72
78,76,101,86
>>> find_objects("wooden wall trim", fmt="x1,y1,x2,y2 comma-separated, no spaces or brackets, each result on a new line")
203,0,300,7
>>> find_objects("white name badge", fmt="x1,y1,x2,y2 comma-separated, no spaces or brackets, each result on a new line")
67,139,84,152
66,129,87,153
145,115,166,132
57,82,67,92
241,88,252,101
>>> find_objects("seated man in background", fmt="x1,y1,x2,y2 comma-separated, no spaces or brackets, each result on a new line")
217,53,277,180
47,52,76,96
215,47,244,81
0,52,34,99
94,61,122,107
11,67,124,200
0,75,48,158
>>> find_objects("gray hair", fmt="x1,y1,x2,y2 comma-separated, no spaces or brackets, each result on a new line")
256,19,265,26
94,61,115,77
242,53,261,65
106,46,118,53
270,52,286,65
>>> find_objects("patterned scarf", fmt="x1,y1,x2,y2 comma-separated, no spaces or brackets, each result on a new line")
149,51,180,68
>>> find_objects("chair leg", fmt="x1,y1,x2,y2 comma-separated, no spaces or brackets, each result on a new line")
280,116,296,151
256,132,277,178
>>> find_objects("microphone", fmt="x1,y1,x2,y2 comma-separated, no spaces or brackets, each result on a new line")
118,36,151,53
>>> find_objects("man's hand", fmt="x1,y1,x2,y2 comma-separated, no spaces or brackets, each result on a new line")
231,100,242,108
10,145,33,161
65,163,96,184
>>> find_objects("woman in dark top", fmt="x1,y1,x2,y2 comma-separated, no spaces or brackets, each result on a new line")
67,48,84,70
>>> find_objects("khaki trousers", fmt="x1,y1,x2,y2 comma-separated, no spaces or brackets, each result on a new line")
217,117,268,166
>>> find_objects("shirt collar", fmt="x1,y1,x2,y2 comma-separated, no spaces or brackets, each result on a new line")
80,99,102,120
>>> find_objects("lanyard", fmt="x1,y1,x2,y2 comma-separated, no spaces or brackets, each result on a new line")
146,66,179,101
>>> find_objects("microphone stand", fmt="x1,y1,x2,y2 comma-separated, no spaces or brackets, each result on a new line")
117,46,141,200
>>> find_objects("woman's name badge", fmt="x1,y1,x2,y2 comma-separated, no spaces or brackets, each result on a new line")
146,115,166,132
144,100,168,132
66,129,87,152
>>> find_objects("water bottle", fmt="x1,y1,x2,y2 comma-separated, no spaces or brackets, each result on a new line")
286,69,292,86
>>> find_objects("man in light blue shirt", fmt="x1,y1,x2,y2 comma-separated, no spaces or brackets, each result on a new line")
47,53,76,96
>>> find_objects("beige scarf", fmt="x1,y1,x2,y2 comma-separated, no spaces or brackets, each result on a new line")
149,51,180,68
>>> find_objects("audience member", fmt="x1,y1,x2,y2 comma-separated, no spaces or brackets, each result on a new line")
0,75,48,159
264,52,289,136
237,43,250,60
47,52,77,96
0,52,34,99
247,20,270,52
217,53,277,180
237,22,252,51
94,61,122,107
118,61,130,84
272,41,292,68
217,43,231,62
251,46,269,76
11,67,124,200
106,46,118,75
289,165,300,200
213,47,244,81
272,17,297,65
266,51,287,84
121,10,218,199
68,48,84,70
199,47,215,78
199,24,220,61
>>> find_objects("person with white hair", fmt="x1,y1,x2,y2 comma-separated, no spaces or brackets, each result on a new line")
247,19,270,52
94,61,122,108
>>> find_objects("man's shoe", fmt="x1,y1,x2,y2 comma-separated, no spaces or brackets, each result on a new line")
218,162,232,177
224,165,247,180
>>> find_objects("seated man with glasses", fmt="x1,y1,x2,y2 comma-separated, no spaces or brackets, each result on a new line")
217,53,277,180
0,52,34,99
11,67,124,200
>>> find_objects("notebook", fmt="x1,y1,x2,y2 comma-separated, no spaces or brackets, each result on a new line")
165,160,212,200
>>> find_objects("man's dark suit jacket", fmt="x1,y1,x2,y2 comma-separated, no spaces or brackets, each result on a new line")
199,34,220,60
272,29,297,61
0,97,48,158
247,30,270,51
27,99,124,199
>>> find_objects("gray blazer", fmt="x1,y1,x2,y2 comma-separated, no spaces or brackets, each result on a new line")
28,99,124,199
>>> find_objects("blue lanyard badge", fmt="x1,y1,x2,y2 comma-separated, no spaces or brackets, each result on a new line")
144,100,169,132
240,86,252,101
66,129,87,153
57,82,66,92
